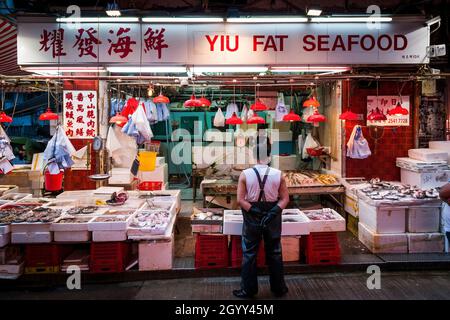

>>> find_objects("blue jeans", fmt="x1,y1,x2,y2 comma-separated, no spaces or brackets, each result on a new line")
447,232,450,245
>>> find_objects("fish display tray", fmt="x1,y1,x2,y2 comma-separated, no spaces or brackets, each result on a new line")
88,215,133,231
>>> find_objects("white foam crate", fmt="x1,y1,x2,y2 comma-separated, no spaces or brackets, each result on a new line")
0,225,10,235
358,200,406,234
0,233,10,247
138,164,168,182
88,214,133,231
400,168,450,189
407,206,441,233
0,262,24,279
429,141,450,163
396,157,448,172
11,231,52,244
408,148,448,162
138,234,174,271
11,222,52,233
358,222,408,253
50,216,95,232
0,193,32,201
407,233,445,253
44,199,80,208
92,230,127,242
56,190,95,199
281,209,310,235
54,231,90,242
303,209,346,233
222,210,243,236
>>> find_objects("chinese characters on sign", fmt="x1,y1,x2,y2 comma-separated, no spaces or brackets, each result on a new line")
367,95,410,127
63,90,97,138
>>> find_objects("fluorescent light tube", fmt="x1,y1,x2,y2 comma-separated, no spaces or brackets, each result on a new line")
227,17,308,23
311,16,392,23
56,17,139,23
192,66,268,73
271,66,350,73
107,66,187,73
142,17,224,23
307,9,322,16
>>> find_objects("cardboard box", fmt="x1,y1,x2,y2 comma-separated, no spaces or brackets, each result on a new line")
281,236,300,262
407,206,441,233
407,233,444,253
358,222,408,253
138,235,174,271
359,200,406,234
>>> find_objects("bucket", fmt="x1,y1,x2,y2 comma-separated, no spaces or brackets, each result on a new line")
138,151,157,171
44,169,64,191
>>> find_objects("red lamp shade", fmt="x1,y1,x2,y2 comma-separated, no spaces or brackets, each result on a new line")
225,112,243,125
109,112,128,127
198,97,211,107
303,96,320,108
246,115,266,125
153,94,170,104
282,109,301,122
184,95,203,107
307,109,326,127
0,112,12,123
39,108,59,121
388,102,409,116
250,99,268,111
367,107,387,121
339,110,359,121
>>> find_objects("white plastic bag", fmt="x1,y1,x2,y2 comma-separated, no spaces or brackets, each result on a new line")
213,108,225,127
225,102,239,119
347,125,371,159
132,103,153,141
275,93,288,122
240,105,248,122
302,132,320,159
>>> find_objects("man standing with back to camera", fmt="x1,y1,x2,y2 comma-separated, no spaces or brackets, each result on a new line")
233,136,289,298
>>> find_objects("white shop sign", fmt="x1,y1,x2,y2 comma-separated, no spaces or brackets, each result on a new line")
17,22,429,65
63,90,97,139
367,95,410,126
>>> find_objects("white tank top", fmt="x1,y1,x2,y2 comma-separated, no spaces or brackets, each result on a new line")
243,164,281,202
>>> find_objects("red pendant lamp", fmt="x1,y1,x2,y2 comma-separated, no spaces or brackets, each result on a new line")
184,94,202,108
250,98,268,111
339,111,358,121
283,109,301,122
109,112,128,127
153,93,170,104
303,96,320,108
198,96,211,107
367,107,387,121
0,111,12,123
388,102,409,116
226,112,243,125
307,109,326,127
246,114,266,125
39,82,58,121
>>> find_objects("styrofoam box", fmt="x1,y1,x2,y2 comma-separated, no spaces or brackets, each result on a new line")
11,232,52,244
429,141,450,163
50,216,94,232
88,215,132,231
408,148,448,162
408,233,444,253
271,155,297,171
138,235,174,271
0,233,10,247
400,168,450,189
11,223,52,233
408,206,441,233
54,231,90,242
222,210,243,235
269,131,293,143
204,130,233,142
0,262,24,275
57,190,95,199
156,157,165,166
138,164,168,183
281,210,310,235
304,209,346,233
396,157,448,173
358,222,408,253
0,225,10,235
359,200,406,234
92,230,127,242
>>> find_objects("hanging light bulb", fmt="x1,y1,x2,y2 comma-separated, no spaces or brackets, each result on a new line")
283,109,301,122
226,112,243,125
388,102,409,116
0,111,12,123
147,84,154,97
39,81,58,121
307,108,326,127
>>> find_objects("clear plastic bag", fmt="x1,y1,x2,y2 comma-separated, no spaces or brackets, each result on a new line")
347,125,371,159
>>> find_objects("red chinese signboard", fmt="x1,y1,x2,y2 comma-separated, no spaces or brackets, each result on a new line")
63,90,97,138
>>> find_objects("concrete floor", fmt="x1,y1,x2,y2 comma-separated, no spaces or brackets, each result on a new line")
1,271,450,300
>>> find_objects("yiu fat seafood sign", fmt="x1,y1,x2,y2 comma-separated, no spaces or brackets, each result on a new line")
17,21,430,65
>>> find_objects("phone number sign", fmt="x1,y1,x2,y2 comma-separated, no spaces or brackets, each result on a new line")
367,95,410,127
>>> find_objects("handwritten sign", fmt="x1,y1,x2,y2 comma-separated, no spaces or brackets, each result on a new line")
367,95,410,127
63,90,97,138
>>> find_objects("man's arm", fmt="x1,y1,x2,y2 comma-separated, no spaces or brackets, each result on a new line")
439,183,450,204
237,172,252,212
277,175,289,210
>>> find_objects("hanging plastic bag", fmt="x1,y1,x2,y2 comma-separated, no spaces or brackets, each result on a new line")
247,109,255,120
225,102,239,119
275,93,288,122
240,104,248,122
213,108,225,127
302,132,320,159
302,106,315,123
132,103,153,141
347,125,371,159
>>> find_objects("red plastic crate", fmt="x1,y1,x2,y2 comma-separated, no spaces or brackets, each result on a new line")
195,234,229,269
230,236,265,268
25,244,73,268
90,242,131,273
306,232,341,265
138,181,163,191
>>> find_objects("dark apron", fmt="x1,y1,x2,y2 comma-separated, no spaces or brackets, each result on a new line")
240,167,287,295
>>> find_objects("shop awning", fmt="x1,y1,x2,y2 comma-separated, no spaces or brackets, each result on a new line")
0,18,29,76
